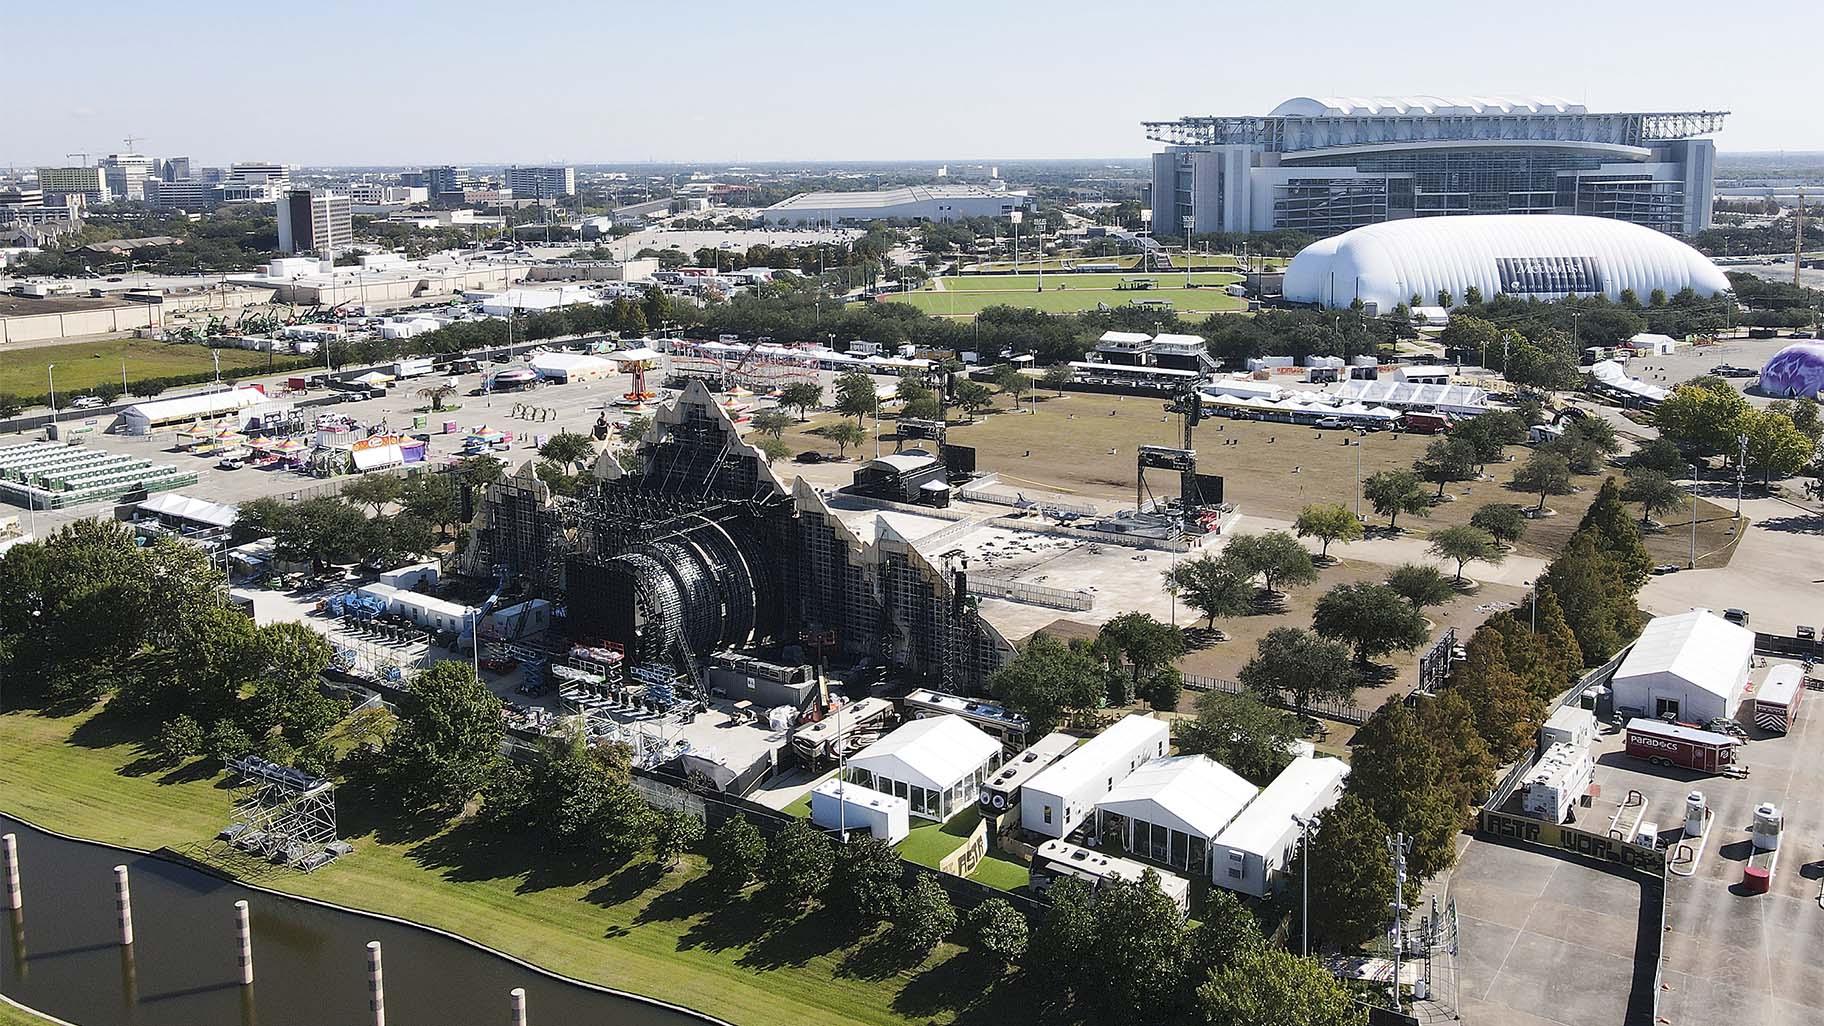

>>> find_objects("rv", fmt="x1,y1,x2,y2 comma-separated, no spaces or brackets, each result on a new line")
1030,839,1190,913
788,697,893,762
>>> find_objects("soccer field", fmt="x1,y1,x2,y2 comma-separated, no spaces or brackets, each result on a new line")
884,279,1247,318
936,271,1241,291
0,338,278,398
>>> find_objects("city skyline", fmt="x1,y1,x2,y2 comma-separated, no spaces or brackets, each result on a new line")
4,0,1818,166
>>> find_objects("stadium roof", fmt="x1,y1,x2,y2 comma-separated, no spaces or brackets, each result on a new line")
1270,95,1584,117
1283,214,1732,312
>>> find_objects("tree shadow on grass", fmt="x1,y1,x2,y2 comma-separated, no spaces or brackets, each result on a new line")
403,815,636,894
894,952,1039,1025
334,769,458,849
633,871,722,924
674,891,777,956
737,904,853,972
835,925,928,981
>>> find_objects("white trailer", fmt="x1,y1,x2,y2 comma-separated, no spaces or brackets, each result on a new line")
1030,840,1190,914
1020,714,1170,840
392,357,435,379
810,778,909,844
1540,706,1596,752
1208,755,1349,898
1520,742,1594,824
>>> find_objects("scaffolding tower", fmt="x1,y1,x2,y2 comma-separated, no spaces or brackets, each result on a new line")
223,756,339,870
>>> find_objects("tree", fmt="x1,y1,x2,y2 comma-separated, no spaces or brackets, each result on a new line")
762,817,835,905
833,370,878,424
1346,701,1461,881
825,421,867,457
1292,794,1395,949
1654,378,1750,456
1453,409,1527,469
1470,503,1528,546
538,431,597,476
754,435,792,464
1293,503,1362,559
1095,611,1184,704
1413,690,1497,810
453,454,507,491
705,815,766,895
241,621,340,744
1361,470,1432,530
988,632,1105,733
1173,690,1301,785
1027,876,1098,997
833,835,904,924
157,713,205,762
968,897,1029,961
417,382,457,412
1139,666,1183,713
1088,873,1190,1025
1511,450,1573,511
894,874,958,955
267,497,372,570
1195,946,1366,1026
1238,627,1358,718
1621,467,1683,525
779,382,823,421
1576,478,1652,588
750,409,793,438
1223,531,1318,595
651,809,704,871
1741,407,1815,484
1630,437,1690,478
1384,562,1454,612
1041,364,1075,396
1504,331,1582,389
1539,529,1644,666
1768,399,1824,445
341,473,403,515
1414,436,1477,497
1312,582,1429,666
1449,626,1546,761
1427,525,1504,584
953,379,995,421
400,472,459,539
380,661,503,810
1163,552,1257,628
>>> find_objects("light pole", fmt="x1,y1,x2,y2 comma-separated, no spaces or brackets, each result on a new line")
1734,432,1747,518
1523,580,1536,631
1008,210,1022,282
1688,463,1698,569
1140,208,1153,273
1292,813,1319,957
1348,438,1364,519
46,364,57,426
1182,215,1195,290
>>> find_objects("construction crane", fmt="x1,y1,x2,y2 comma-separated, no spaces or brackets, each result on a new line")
66,152,90,167
123,134,147,152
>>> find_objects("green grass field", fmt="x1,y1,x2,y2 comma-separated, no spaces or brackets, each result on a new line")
0,1001,57,1026
885,287,1246,319
0,705,1006,1026
934,272,1240,292
0,339,276,398
964,253,1266,272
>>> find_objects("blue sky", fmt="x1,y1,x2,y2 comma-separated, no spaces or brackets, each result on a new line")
5,0,1815,166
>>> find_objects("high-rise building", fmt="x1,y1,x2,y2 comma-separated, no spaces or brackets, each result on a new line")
36,166,111,205
98,153,156,202
276,189,352,255
504,165,576,200
423,166,470,197
230,162,292,188
162,157,192,183
1146,96,1726,238
145,179,218,212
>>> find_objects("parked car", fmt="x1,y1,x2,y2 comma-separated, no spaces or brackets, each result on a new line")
1652,564,1682,575
479,656,519,674
1723,608,1750,628
68,395,105,410
1314,417,1346,429
1710,364,1757,378
795,450,826,464
217,458,244,471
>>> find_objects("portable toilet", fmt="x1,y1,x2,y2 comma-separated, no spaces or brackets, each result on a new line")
1752,803,1783,851
1683,791,1707,837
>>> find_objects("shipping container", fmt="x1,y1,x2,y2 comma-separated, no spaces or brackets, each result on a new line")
1624,718,1740,773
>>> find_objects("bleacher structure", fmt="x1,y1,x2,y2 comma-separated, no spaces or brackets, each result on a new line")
462,380,1014,701
666,341,824,393
221,756,342,871
0,441,197,510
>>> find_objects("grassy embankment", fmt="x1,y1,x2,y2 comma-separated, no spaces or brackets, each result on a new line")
0,705,1028,1026
0,338,276,397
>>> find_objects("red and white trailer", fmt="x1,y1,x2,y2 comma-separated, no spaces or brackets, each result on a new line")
1625,719,1742,774
1750,666,1804,734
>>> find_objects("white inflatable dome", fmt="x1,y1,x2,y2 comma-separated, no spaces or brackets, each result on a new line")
1282,215,1732,312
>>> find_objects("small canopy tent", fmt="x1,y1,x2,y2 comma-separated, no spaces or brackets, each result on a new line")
845,714,1003,822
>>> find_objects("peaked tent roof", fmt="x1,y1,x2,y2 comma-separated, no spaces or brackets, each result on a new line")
848,714,1002,792
1614,609,1754,700
1098,754,1257,839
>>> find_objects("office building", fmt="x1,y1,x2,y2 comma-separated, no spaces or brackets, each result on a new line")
1281,214,1732,312
98,153,156,201
505,165,576,200
1146,96,1726,238
229,162,291,188
162,157,192,182
423,165,470,198
276,189,352,255
37,166,111,205
761,184,1031,225
145,178,219,212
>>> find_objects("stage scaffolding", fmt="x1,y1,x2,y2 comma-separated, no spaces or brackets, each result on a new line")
222,756,340,871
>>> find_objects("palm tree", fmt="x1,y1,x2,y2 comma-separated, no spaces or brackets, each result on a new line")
418,383,457,412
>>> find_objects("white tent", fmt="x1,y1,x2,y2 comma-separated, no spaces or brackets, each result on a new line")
846,714,1003,822
1096,755,1257,874
530,352,614,382
115,387,269,435
1611,610,1753,723
1588,360,1669,403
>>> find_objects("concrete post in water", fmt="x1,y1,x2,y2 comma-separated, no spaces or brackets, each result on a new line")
3,833,20,910
113,865,134,946
366,940,385,1026
9,907,26,980
510,987,528,1026
235,900,254,985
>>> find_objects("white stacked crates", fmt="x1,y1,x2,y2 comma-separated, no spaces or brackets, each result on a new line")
1520,742,1594,824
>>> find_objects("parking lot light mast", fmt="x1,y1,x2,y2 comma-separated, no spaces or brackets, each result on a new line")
1688,463,1698,569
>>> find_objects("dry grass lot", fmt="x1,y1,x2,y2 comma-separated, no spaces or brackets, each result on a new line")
0,337,277,396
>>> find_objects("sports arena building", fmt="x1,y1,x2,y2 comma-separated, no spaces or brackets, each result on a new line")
1281,214,1732,313
1145,96,1726,238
